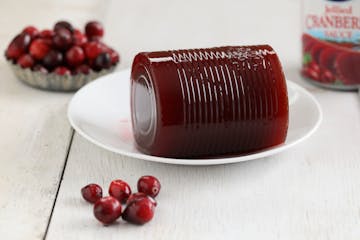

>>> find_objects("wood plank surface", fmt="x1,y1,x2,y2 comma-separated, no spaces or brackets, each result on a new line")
46,0,360,239
45,85,360,239
0,63,73,239
0,0,105,239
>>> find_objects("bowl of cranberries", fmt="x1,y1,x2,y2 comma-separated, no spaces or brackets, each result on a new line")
5,20,119,91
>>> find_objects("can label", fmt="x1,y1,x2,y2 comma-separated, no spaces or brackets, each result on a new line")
301,0,360,89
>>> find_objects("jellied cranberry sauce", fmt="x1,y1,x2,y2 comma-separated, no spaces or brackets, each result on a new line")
131,45,289,158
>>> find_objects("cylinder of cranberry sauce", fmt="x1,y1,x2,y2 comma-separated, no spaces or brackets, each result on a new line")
131,45,289,158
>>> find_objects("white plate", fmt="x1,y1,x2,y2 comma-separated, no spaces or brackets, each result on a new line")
68,69,322,165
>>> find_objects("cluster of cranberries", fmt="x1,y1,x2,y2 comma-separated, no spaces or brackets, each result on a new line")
5,20,119,75
302,61,335,84
81,176,161,225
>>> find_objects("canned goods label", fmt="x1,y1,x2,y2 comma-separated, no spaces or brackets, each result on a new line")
302,0,360,89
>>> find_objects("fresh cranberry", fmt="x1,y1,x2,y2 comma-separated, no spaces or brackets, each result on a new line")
53,66,71,76
122,196,155,225
22,26,39,39
33,64,48,74
81,183,103,203
92,52,111,71
126,193,157,207
126,192,147,205
93,196,122,225
53,28,72,51
83,41,104,60
108,179,132,203
43,50,63,70
54,20,74,33
137,176,161,198
107,48,119,65
89,36,103,42
85,21,104,39
29,39,51,60
321,70,336,83
5,33,31,60
6,44,22,61
12,33,31,51
17,54,34,68
72,29,87,46
73,64,91,75
66,46,85,67
43,38,54,47
39,29,55,39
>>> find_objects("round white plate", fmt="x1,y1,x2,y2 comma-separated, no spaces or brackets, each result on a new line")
68,69,322,165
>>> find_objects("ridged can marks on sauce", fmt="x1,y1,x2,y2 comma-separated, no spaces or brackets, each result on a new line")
131,46,289,158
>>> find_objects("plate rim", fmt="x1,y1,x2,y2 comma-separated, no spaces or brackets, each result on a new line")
67,69,323,165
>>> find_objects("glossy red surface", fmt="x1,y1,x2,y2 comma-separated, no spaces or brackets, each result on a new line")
108,179,132,204
137,175,161,198
131,45,289,158
122,196,155,225
302,33,360,86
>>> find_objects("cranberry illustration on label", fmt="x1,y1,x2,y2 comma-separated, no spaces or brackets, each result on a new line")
336,52,360,85
319,47,340,73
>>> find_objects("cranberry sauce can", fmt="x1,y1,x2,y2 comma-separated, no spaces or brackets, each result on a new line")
301,0,360,90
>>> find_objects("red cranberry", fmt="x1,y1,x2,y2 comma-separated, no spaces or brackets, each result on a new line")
5,33,31,60
39,29,55,39
85,21,104,39
17,54,34,69
29,39,51,60
33,64,48,74
127,193,157,207
54,66,71,76
93,52,111,71
126,192,147,205
66,46,85,67
81,183,103,203
108,179,132,203
43,50,63,70
54,20,74,33
89,36,103,42
93,196,122,225
137,176,161,198
22,26,39,39
73,29,87,46
73,64,91,75
122,196,155,225
53,28,73,51
11,33,31,50
83,41,104,60
107,48,119,65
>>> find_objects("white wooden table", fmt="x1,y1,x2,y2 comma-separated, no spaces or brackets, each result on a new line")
1,0,360,239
